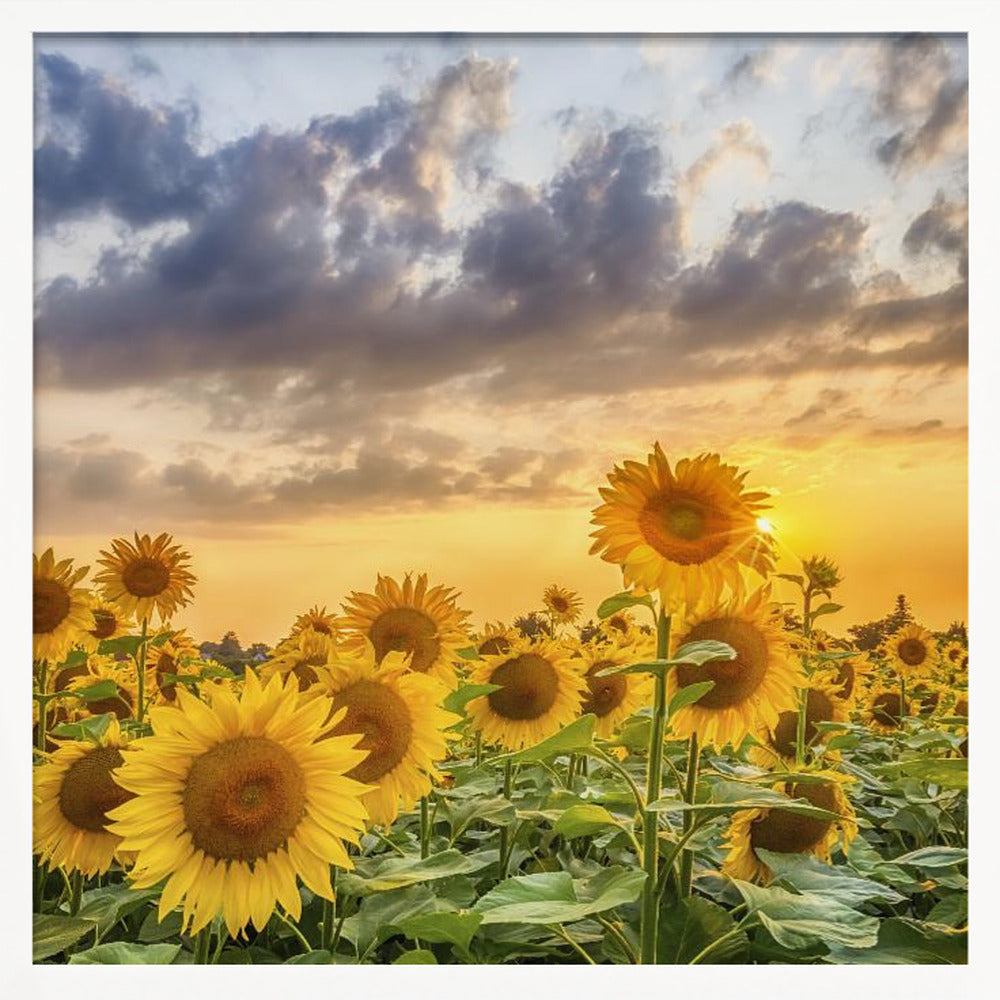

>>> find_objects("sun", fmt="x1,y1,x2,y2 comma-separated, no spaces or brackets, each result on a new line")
755,517,773,534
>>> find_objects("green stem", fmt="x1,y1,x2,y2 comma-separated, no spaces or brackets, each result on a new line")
321,866,337,950
551,924,595,965
68,870,83,916
640,608,670,966
596,915,638,964
687,917,757,965
36,661,49,752
590,747,645,817
275,906,312,953
794,686,808,767
566,753,577,790
474,731,482,769
679,732,701,897
136,617,148,723
900,676,907,721
193,925,213,965
420,796,430,859
498,758,514,879
656,819,705,904
34,860,48,913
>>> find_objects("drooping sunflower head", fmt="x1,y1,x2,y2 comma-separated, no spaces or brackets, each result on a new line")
589,445,774,607
320,644,460,827
818,654,870,704
575,642,653,740
867,686,906,731
909,681,945,717
339,573,470,690
667,586,803,750
78,598,135,654
94,532,196,624
802,555,842,593
291,605,340,639
881,623,939,678
749,679,848,767
33,718,135,876
466,637,587,751
33,548,95,664
107,671,372,939
258,628,337,695
476,621,519,658
722,772,857,884
147,629,202,704
67,655,137,720
542,584,584,625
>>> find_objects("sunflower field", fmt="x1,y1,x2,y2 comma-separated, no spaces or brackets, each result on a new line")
32,445,968,966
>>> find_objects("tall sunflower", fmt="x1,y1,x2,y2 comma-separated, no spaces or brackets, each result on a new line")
33,717,135,876
33,548,95,664
94,532,196,623
466,638,586,751
542,585,583,625
667,587,802,749
589,445,773,607
78,599,135,654
320,644,459,827
721,773,857,884
749,679,848,767
575,641,653,739
881,623,939,679
339,573,470,690
107,672,371,939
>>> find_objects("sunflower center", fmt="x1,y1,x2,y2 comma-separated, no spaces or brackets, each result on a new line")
550,596,569,612
34,578,71,635
896,638,927,666
291,662,320,690
487,653,560,721
749,781,837,856
86,684,134,720
89,609,118,640
637,492,733,566
311,620,333,635
183,736,307,862
675,617,769,709
581,660,628,718
770,688,835,757
156,652,179,702
479,635,512,657
872,691,903,727
369,608,441,673
54,663,91,692
59,746,134,833
331,679,414,783
608,615,628,634
121,557,171,598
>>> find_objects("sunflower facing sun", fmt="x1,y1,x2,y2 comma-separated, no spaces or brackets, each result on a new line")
33,548,95,664
589,445,774,607
466,637,586,751
107,671,371,939
667,586,802,749
542,584,584,625
95,532,196,624
320,643,459,827
339,573,470,690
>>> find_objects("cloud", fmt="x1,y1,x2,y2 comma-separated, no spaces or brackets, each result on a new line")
903,190,968,279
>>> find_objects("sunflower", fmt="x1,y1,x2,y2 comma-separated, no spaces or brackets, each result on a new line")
107,672,371,939
67,655,137,720
597,610,644,646
867,686,906,731
721,772,857,884
818,654,870,703
78,599,135,654
339,573,470,690
94,532,196,624
575,641,653,740
33,718,134,876
466,637,586,751
542,585,584,625
666,586,803,749
33,548,95,664
476,621,519,658
291,605,339,638
941,640,968,682
881,623,939,679
146,630,202,704
748,679,848,767
589,445,774,608
320,643,459,827
257,627,337,695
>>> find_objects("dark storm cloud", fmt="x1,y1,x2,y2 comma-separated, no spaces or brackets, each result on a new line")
870,35,967,174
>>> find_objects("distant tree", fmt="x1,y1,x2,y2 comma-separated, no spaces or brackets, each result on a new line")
938,620,967,643
885,594,914,634
848,594,915,651
247,642,270,661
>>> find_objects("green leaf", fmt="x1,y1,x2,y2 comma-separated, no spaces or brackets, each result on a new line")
808,602,843,620
338,885,444,952
657,895,749,964
474,866,646,925
33,914,97,962
139,908,183,943
897,757,967,790
597,591,654,619
443,683,501,716
396,911,483,953
394,948,438,964
732,880,879,951
69,943,181,964
337,849,494,896
49,713,113,741
825,917,967,965
444,796,516,839
927,894,968,928
456,645,481,661
755,850,905,905
552,803,620,839
74,884,163,937
63,679,119,702
775,573,804,588
499,714,596,763
97,635,147,657
893,846,968,870
671,640,737,666
285,950,334,964
668,681,715,716
648,781,842,821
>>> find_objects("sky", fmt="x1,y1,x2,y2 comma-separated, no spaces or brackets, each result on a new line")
31,33,968,645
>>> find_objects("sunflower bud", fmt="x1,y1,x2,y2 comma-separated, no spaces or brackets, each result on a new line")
802,555,842,592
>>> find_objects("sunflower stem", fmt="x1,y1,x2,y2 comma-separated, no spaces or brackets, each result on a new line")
135,617,148,723
551,924,595,965
321,867,337,950
498,758,514,879
640,607,670,965
679,732,701,897
275,906,312,954
596,914,638,964
474,731,482,769
794,687,808,767
419,796,430,859
899,676,908,721
68,870,83,916
566,753,577,790
193,925,213,964
36,660,49,752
